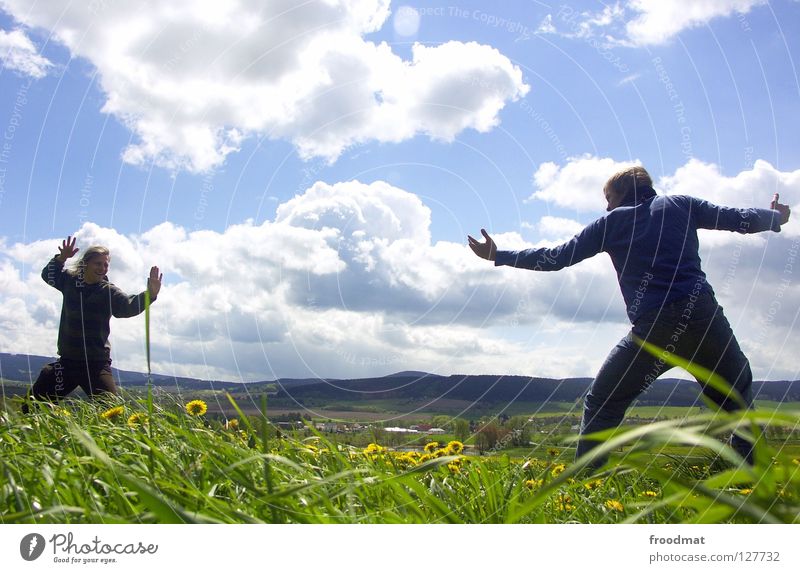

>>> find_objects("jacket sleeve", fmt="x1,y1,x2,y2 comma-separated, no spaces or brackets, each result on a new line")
494,218,607,271
689,197,782,233
109,284,155,318
41,256,67,292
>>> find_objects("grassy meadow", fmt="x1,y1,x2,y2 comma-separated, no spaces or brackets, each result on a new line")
2,390,800,524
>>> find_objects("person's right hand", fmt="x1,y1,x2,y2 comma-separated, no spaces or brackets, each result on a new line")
56,236,79,263
771,193,791,226
468,228,497,261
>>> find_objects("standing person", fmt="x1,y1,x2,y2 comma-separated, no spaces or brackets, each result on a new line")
468,166,791,466
25,235,162,409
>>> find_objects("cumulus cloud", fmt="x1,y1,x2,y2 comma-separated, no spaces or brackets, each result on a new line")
624,0,767,46
0,28,53,78
2,160,796,380
1,0,528,171
528,154,641,211
543,0,767,47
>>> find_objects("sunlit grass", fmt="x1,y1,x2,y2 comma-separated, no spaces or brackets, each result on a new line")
1,391,799,524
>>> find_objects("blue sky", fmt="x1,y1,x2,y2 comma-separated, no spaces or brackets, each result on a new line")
1,1,798,383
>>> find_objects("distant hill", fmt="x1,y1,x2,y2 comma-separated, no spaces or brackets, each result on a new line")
2,352,799,406
0,352,244,391
267,373,800,407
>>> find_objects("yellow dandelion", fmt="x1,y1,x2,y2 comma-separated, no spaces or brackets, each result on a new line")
100,406,124,421
550,462,566,478
419,453,433,463
584,479,604,491
641,490,658,498
447,462,461,474
525,479,543,490
225,419,239,431
127,412,148,428
185,399,208,416
738,488,753,495
605,499,624,512
555,494,574,512
446,440,464,455
363,443,385,454
547,447,560,457
54,408,71,418
424,441,439,453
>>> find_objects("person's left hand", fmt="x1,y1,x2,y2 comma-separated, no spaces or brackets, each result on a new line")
147,266,163,298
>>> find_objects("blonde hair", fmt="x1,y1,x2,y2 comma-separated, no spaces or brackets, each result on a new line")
67,245,110,278
604,166,653,199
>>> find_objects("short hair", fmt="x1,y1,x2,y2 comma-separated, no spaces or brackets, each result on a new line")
604,166,653,198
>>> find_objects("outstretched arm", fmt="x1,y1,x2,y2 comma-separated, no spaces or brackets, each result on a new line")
471,219,606,272
691,194,789,233
468,229,497,261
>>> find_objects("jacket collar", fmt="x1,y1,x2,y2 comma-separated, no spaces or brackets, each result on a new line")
618,185,657,208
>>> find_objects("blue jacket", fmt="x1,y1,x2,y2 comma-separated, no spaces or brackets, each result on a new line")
494,194,782,323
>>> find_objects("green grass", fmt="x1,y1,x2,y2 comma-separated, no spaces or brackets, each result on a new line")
1,392,799,524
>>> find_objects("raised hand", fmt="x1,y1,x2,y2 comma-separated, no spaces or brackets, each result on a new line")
147,266,163,298
468,228,497,261
56,236,79,263
771,193,791,226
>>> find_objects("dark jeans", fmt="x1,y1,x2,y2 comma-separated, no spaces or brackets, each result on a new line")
26,357,117,407
576,292,753,466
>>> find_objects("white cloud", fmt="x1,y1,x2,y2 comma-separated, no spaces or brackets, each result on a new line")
625,0,767,46
528,154,641,211
537,215,586,241
0,28,53,78
2,161,796,381
545,0,767,47
1,0,528,172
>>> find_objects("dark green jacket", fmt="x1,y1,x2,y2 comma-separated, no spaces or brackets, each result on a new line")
42,257,155,361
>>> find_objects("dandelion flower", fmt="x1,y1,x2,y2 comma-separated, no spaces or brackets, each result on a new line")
642,490,658,498
447,462,461,474
424,441,439,453
225,419,239,431
446,440,464,455
127,412,147,428
584,479,604,491
364,443,385,454
555,493,574,512
185,400,208,416
525,479,543,490
550,462,566,478
100,406,124,421
605,500,624,512
738,488,753,495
